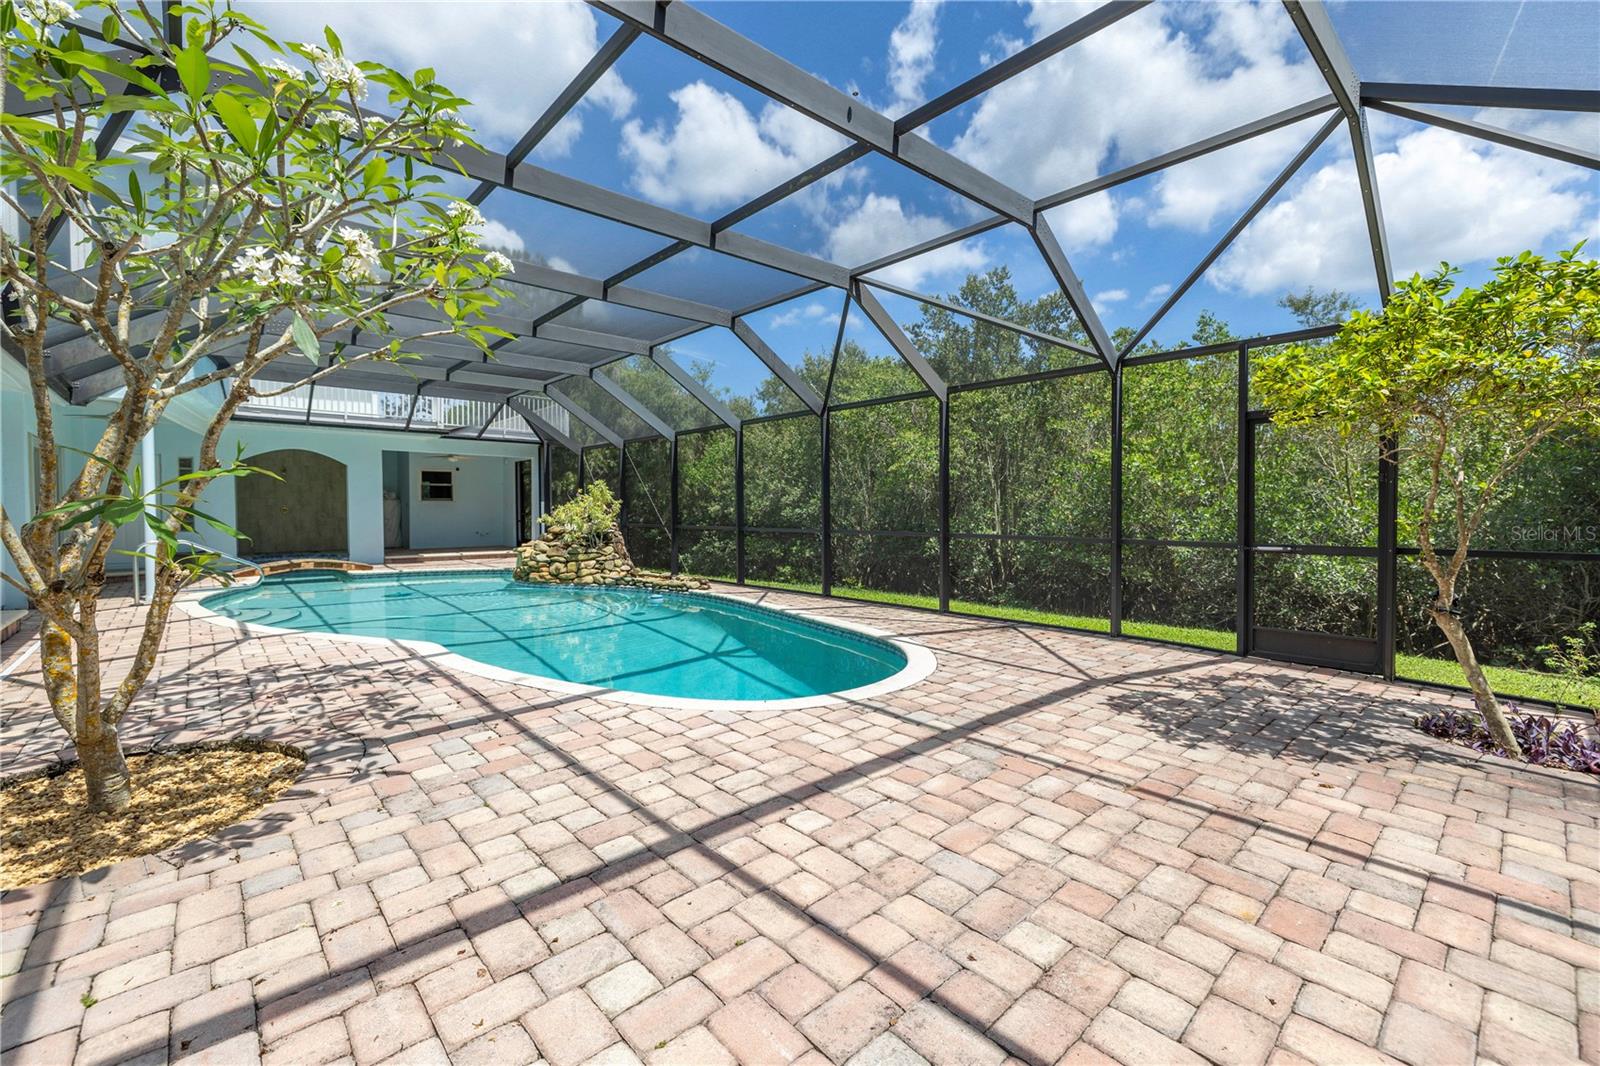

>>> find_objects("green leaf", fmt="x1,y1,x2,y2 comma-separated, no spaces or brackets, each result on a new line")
101,13,121,44
175,45,211,100
291,312,321,364
210,92,257,154
54,50,164,94
99,93,180,115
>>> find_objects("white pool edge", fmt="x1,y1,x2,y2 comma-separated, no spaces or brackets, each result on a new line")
175,580,937,712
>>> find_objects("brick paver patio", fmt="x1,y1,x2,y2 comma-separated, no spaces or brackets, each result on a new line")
2,570,1596,1066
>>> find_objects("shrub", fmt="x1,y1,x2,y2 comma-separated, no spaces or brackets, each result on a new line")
1416,707,1600,774
541,482,620,550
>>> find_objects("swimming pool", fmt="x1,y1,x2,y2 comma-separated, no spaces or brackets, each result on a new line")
196,570,928,705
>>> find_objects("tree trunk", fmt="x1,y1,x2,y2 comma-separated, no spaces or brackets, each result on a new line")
77,719,133,813
1429,605,1522,759
38,607,135,813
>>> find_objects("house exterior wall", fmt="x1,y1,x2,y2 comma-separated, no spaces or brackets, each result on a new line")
406,454,517,550
0,363,542,608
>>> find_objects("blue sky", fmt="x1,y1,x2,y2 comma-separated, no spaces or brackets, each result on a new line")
247,0,1598,396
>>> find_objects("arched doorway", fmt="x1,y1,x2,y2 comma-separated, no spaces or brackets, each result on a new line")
236,449,348,557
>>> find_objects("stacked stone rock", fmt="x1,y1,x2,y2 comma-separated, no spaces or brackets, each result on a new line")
513,524,709,591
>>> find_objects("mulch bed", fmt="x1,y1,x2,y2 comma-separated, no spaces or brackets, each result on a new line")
0,743,305,888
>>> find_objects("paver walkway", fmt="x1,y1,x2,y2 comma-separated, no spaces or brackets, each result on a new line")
2,572,1596,1066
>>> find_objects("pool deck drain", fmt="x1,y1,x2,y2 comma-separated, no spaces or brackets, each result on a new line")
1,567,1595,1066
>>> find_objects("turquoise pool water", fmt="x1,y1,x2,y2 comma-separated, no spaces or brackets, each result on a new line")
202,570,907,701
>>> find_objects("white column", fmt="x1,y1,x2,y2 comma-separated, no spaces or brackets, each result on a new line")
344,441,385,564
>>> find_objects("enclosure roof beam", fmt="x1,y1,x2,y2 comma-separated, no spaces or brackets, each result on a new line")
1120,112,1344,357
1035,95,1341,212
1360,83,1600,113
469,22,641,205
849,217,1011,281
860,278,1098,358
509,396,582,454
730,318,823,415
1283,0,1393,301
1365,100,1599,170
476,401,510,439
604,285,732,328
390,123,848,287
594,1,1149,311
591,0,1035,223
590,368,677,441
491,154,848,286
490,352,607,376
536,323,653,357
731,282,829,321
1032,216,1116,366
539,144,869,330
649,349,741,429
448,367,557,390
856,96,1341,280
545,386,625,448
894,2,1150,134
851,284,947,402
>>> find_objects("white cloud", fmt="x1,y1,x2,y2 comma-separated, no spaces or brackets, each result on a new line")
473,219,525,255
242,1,633,155
1212,122,1598,295
886,2,942,117
841,194,991,287
1141,282,1173,306
769,301,834,328
946,2,1328,249
1093,288,1129,304
620,82,847,212
1041,192,1118,250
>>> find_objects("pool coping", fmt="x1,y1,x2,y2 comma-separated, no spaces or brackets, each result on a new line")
174,572,938,712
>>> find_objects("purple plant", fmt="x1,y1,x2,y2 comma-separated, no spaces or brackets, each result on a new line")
1416,705,1600,774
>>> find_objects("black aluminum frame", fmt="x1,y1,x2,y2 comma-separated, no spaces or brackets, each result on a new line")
637,321,1597,706
20,0,1598,703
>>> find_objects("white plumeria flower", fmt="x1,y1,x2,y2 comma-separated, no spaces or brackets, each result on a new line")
447,201,486,228
230,246,271,282
336,226,380,281
483,251,512,275
271,252,306,288
231,247,305,287
306,45,367,101
262,58,303,83
21,0,75,27
446,201,487,246
328,111,361,137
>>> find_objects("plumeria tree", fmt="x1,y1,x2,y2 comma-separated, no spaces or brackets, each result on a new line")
1,0,512,810
1255,249,1600,758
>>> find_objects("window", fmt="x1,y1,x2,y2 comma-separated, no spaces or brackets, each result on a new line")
420,469,454,501
177,456,195,478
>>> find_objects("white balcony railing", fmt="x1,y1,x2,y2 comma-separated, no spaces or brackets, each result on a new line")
238,383,567,438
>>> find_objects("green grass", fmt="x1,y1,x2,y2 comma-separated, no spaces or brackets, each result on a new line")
1396,654,1598,710
734,577,1597,709
1122,621,1237,652
951,601,1112,633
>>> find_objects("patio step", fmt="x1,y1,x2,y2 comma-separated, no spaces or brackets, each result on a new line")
0,609,27,642
384,547,516,565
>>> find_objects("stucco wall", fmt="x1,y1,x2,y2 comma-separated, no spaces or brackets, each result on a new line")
406,454,517,550
0,365,541,608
